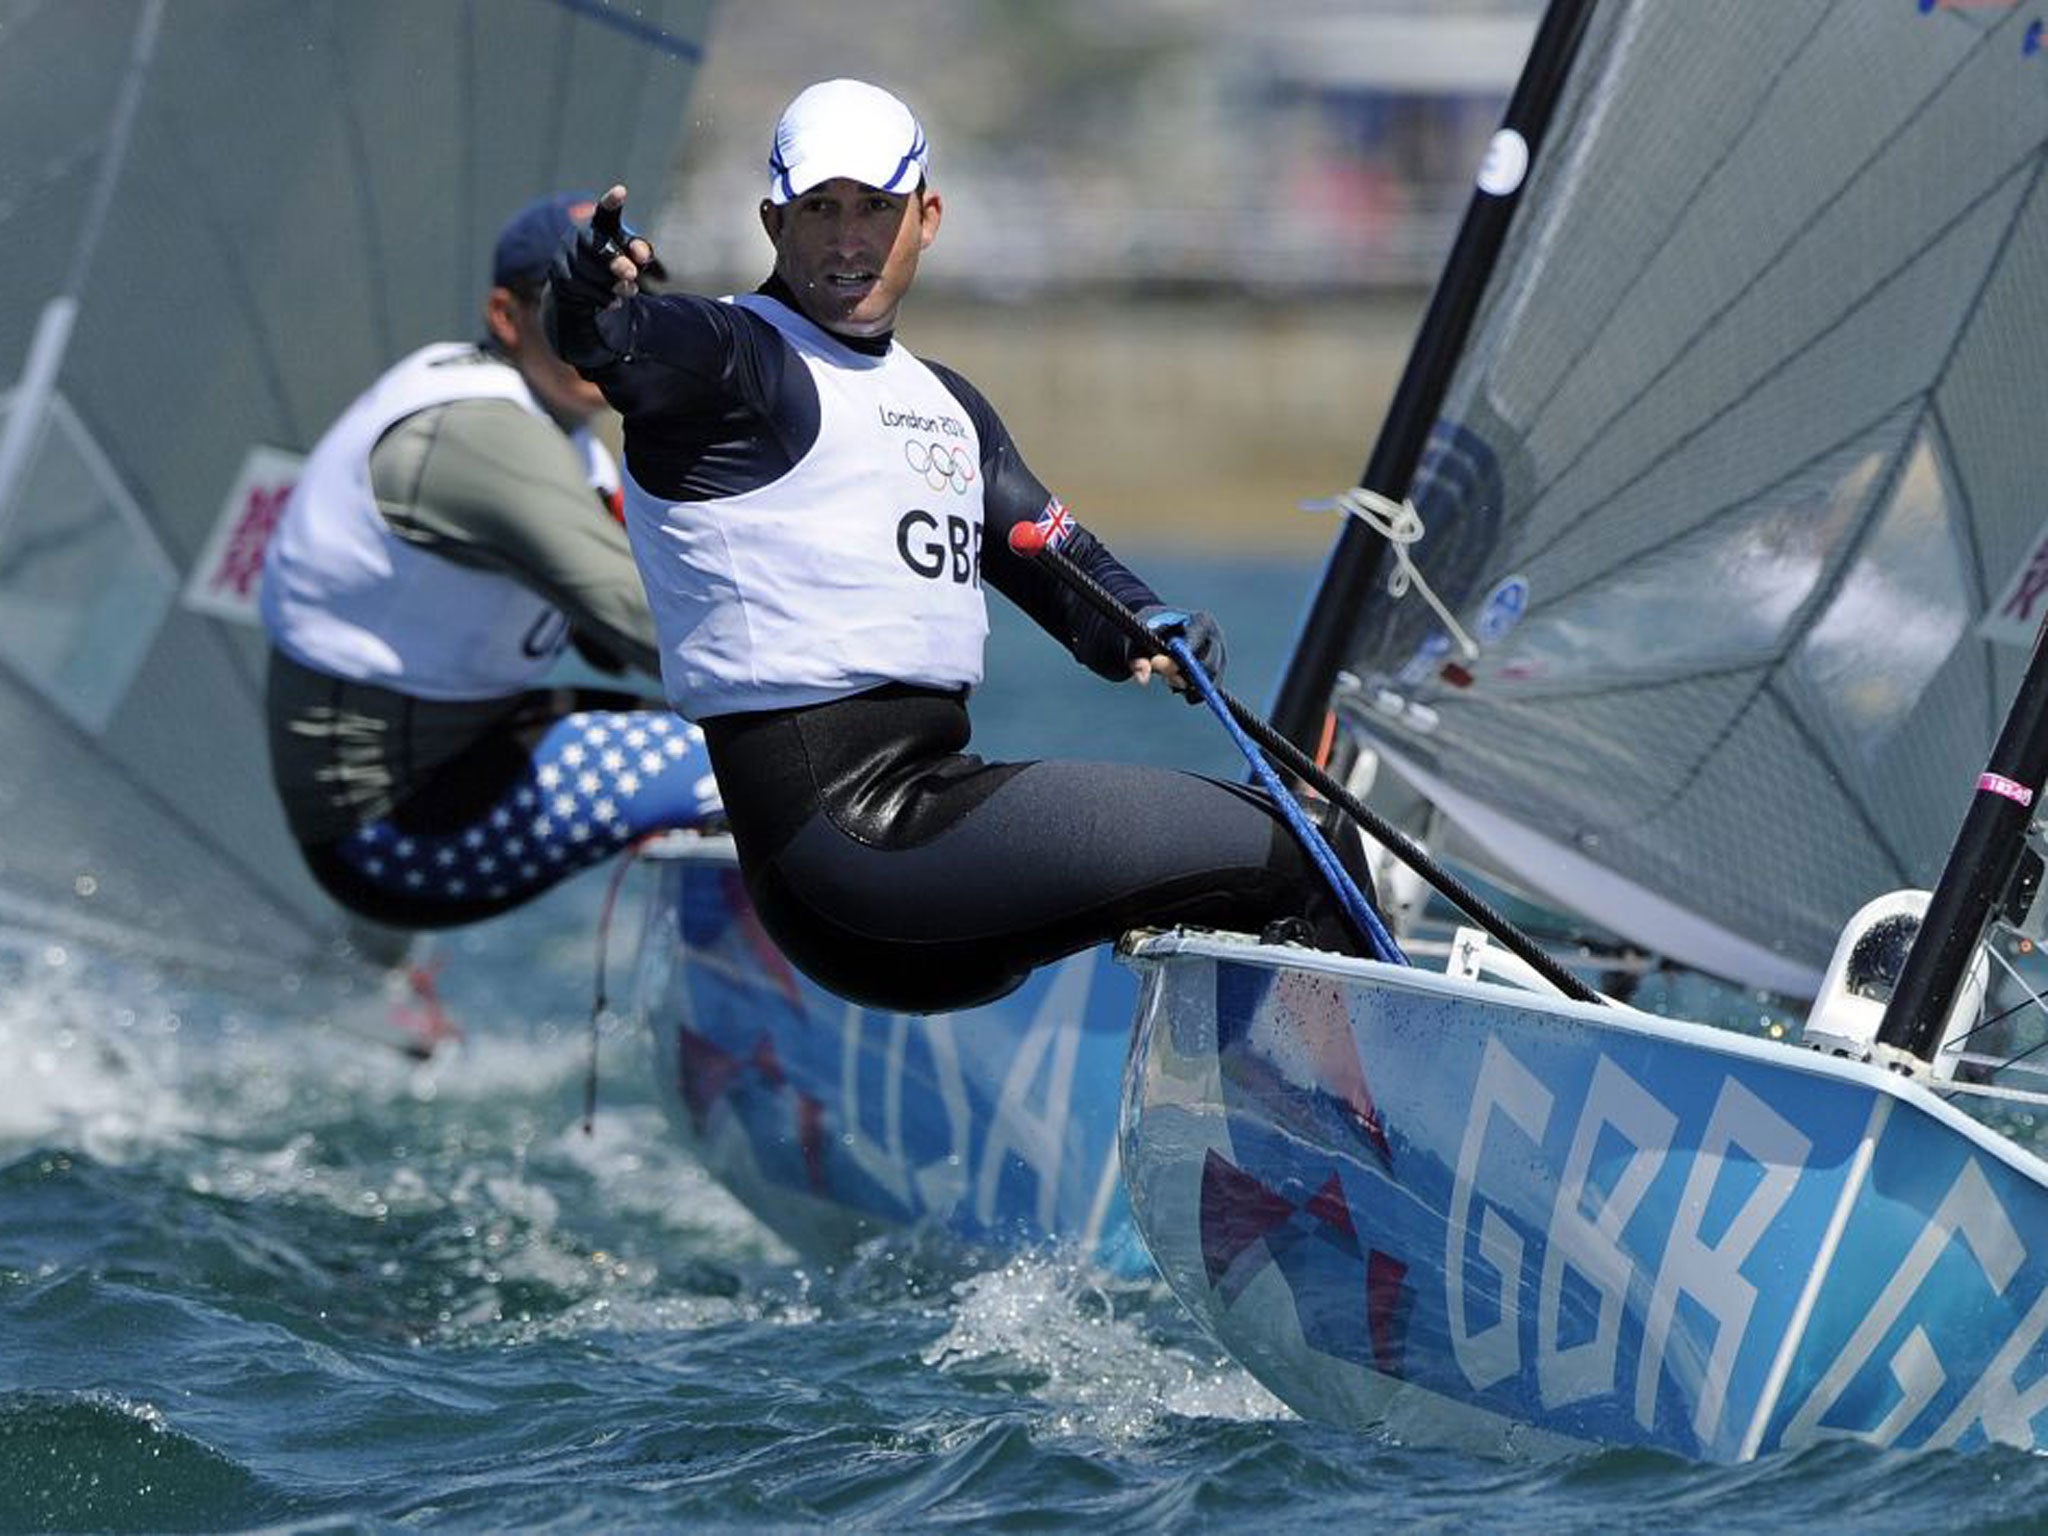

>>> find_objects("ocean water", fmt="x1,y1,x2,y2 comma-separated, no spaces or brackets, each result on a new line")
5,553,2048,1533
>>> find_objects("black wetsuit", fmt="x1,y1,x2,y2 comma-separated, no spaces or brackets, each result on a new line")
550,274,1368,1010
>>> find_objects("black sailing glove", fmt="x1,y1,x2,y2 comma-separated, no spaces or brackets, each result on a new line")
549,214,625,312
1133,605,1227,704
544,213,637,373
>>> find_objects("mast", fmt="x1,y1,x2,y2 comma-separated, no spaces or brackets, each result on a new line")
1270,0,1600,752
1877,627,2048,1061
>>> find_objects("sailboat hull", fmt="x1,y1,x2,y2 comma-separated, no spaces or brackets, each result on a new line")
634,838,1149,1275
1121,931,2048,1460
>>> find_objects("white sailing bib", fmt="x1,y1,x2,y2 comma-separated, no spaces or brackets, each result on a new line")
625,295,989,719
261,343,618,701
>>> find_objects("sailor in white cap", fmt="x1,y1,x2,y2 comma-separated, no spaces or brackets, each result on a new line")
546,79,1379,1012
767,78,930,210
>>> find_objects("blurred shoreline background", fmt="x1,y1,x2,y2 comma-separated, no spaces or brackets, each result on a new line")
651,0,1543,553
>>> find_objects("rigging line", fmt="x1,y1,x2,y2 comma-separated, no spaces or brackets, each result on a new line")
1521,9,2018,513
1167,631,1405,964
1315,487,1481,659
0,657,343,949
1010,524,1600,1003
1941,945,2043,1051
1518,33,2037,533
320,1,395,366
1515,2,1838,450
1514,140,2045,580
1933,964,2048,1106
544,0,706,63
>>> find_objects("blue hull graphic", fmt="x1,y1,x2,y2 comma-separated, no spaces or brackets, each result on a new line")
1121,933,2048,1460
634,841,1150,1275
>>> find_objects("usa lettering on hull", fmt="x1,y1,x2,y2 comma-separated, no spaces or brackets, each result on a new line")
658,859,1136,1266
833,948,1122,1247
838,1000,972,1213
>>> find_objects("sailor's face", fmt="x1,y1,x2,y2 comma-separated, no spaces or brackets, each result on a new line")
518,306,610,421
490,288,609,424
763,178,941,338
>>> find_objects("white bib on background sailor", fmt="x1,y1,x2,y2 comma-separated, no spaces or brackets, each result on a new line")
624,295,989,719
261,342,618,701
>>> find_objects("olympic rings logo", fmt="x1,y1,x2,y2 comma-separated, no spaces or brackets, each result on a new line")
904,439,977,494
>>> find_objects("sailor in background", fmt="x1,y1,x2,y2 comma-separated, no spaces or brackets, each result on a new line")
547,80,1379,1011
261,194,722,929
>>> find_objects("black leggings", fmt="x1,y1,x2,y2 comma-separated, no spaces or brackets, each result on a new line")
703,684,1374,1012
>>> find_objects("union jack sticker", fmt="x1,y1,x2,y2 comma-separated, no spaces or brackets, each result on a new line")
1035,496,1074,549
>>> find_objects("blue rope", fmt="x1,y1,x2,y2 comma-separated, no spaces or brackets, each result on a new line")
1164,635,1408,966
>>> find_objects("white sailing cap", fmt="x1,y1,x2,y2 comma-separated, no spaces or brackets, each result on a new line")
766,79,929,205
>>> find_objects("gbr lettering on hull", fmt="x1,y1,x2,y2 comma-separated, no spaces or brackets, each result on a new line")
1448,1037,1806,1450
1445,1034,2048,1456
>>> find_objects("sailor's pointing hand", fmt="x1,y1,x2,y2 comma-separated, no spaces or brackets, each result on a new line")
557,184,656,302
593,185,661,294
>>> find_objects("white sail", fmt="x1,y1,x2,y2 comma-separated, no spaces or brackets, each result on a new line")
1320,1,2048,996
0,0,712,982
